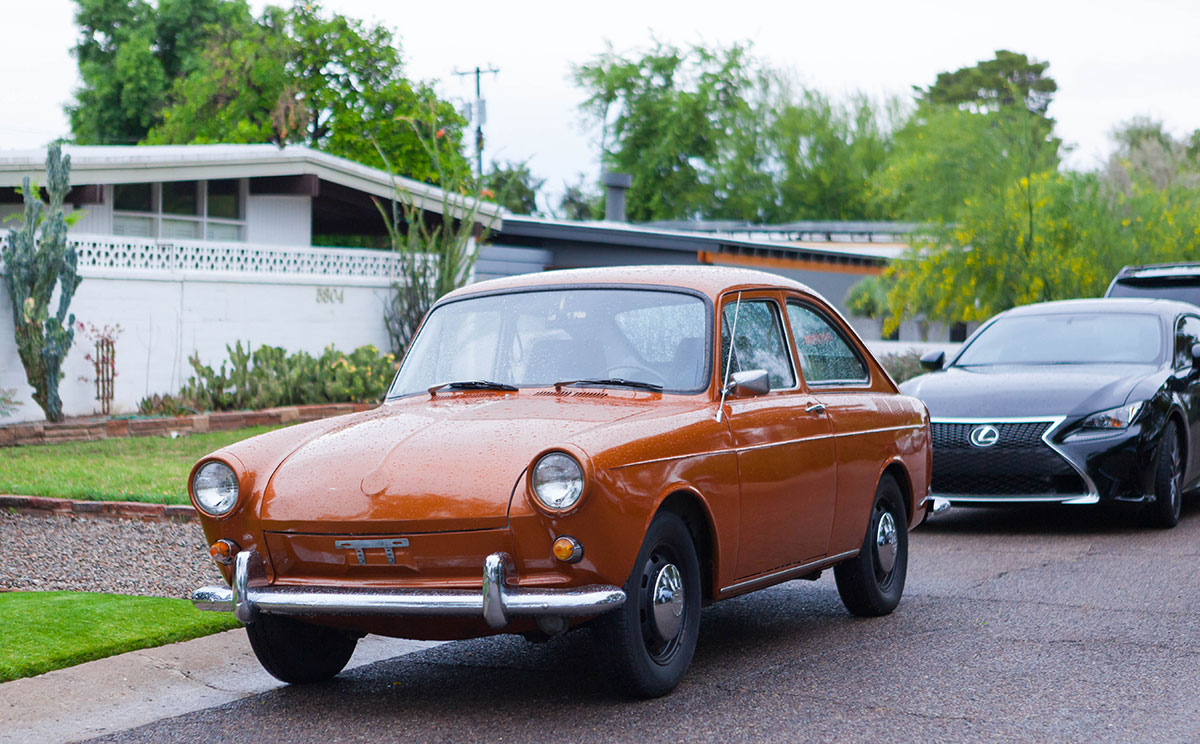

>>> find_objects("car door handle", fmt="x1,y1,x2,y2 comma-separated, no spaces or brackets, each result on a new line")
805,402,826,414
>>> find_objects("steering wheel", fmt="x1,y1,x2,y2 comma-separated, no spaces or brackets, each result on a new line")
604,365,669,387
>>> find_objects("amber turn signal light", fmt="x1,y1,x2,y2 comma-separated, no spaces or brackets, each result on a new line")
209,539,239,566
552,536,583,563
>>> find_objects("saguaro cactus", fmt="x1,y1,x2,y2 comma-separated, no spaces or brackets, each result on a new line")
1,144,81,422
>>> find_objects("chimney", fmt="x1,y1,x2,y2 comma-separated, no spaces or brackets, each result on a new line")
602,172,632,222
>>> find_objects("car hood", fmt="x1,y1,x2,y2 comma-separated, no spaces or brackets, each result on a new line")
899,364,1161,419
259,393,649,533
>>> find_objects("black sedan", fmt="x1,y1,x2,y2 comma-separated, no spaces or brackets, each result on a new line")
901,298,1200,527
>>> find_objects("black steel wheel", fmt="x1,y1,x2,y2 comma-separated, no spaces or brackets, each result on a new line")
245,614,358,684
1147,420,1183,529
594,510,701,698
834,476,909,617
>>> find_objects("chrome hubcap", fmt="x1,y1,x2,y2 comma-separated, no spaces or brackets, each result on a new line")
650,563,685,640
876,511,898,574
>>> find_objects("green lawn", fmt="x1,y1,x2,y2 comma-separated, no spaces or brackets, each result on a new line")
0,425,283,504
0,591,241,682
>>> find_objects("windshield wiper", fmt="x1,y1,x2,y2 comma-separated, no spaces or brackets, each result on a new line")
553,378,664,392
427,380,518,395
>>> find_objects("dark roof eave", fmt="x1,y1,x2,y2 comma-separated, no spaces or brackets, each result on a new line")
496,216,889,266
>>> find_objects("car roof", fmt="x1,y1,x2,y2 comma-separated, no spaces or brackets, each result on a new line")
443,265,818,300
999,297,1198,320
1114,262,1200,281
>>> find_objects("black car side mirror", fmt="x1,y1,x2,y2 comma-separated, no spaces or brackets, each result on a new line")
919,350,945,371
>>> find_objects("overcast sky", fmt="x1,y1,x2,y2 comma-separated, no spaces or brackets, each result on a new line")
4,0,1199,213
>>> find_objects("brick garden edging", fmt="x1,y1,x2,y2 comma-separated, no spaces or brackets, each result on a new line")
0,494,199,522
0,402,375,447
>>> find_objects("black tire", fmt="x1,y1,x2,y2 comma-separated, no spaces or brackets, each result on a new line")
594,510,701,699
834,476,908,617
245,614,358,684
1147,420,1183,529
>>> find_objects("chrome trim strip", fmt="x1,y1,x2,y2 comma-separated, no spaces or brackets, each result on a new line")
932,492,1100,505
835,424,926,438
613,423,925,470
920,496,951,515
192,550,626,628
719,550,858,595
930,416,1100,503
734,433,836,453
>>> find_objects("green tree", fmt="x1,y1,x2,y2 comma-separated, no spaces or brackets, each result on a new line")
920,49,1057,116
556,175,600,221
573,41,894,222
145,2,466,183
762,87,896,221
482,160,545,215
574,41,750,221
1,146,82,422
68,0,251,144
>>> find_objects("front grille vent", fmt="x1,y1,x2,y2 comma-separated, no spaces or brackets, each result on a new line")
930,421,1087,497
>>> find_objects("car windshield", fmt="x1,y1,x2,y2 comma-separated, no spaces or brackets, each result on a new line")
954,312,1163,366
388,288,711,397
1108,279,1200,306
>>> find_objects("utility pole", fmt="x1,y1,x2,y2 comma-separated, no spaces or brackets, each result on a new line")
452,65,499,180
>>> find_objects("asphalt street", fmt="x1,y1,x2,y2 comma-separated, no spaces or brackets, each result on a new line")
85,500,1200,744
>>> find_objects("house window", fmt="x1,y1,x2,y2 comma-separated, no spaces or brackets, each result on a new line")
112,180,246,242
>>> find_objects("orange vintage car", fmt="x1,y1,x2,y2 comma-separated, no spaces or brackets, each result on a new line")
190,266,935,697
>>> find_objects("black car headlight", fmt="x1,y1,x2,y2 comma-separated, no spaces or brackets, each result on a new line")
192,461,240,516
531,452,585,512
1079,401,1145,430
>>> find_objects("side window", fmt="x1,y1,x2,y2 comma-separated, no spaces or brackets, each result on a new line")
1176,316,1200,369
720,299,796,390
786,303,869,384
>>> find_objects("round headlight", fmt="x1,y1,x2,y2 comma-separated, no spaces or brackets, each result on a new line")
532,453,584,511
192,461,240,516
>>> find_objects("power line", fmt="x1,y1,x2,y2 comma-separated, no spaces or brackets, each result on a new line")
452,65,499,180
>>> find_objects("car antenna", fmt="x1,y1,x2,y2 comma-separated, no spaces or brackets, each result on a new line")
716,292,741,423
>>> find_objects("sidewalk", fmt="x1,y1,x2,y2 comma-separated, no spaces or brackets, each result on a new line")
0,628,439,744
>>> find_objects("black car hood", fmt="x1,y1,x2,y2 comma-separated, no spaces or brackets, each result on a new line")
899,364,1163,419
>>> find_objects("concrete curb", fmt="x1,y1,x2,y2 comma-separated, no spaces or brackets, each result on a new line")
0,494,198,523
0,628,441,744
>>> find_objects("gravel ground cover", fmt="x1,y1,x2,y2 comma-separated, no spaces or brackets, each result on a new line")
0,512,222,598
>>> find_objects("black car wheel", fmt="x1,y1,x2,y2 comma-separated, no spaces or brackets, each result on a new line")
594,510,701,699
1147,420,1184,529
246,614,358,684
834,476,908,617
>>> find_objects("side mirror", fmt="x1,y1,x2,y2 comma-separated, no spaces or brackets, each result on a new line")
1191,342,1200,371
726,369,770,396
919,350,945,371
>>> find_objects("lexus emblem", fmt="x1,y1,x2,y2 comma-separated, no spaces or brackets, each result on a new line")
969,425,1000,448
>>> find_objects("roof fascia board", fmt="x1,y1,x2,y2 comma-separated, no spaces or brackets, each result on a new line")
0,147,503,225
499,217,890,265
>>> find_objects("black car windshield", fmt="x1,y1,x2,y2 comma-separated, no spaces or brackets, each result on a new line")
388,288,710,397
955,312,1163,366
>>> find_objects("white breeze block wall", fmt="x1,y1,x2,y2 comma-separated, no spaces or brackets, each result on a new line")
0,233,400,424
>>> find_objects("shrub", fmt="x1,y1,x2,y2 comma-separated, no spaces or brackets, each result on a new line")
876,349,927,384
0,388,20,417
173,343,397,412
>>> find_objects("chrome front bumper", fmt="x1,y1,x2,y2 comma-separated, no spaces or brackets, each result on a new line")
192,550,626,629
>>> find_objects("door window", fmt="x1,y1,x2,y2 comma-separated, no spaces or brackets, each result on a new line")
720,299,795,390
786,303,869,384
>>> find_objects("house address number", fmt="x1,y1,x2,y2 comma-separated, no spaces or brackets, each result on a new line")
316,287,344,304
